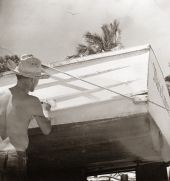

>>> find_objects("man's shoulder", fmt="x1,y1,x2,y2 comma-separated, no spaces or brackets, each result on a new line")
27,95,41,106
26,95,43,115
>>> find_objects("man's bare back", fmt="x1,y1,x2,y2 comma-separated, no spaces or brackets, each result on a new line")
0,86,51,151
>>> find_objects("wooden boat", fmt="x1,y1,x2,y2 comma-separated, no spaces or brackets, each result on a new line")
1,44,170,180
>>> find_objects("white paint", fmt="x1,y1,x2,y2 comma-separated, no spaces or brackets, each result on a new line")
31,45,149,111
148,48,170,160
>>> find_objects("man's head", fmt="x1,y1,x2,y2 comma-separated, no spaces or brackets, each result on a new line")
7,54,48,92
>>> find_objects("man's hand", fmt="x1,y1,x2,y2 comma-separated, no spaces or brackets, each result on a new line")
41,101,51,118
41,102,51,111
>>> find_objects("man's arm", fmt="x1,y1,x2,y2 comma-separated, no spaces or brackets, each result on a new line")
30,96,52,135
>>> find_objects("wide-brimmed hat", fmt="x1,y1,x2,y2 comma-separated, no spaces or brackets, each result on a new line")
7,54,49,79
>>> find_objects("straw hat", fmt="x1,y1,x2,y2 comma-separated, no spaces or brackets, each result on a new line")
7,54,49,79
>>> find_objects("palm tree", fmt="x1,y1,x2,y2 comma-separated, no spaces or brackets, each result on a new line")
102,20,122,51
0,55,20,73
67,20,122,59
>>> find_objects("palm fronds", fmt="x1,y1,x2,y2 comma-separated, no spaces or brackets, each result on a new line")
67,19,122,59
0,55,20,73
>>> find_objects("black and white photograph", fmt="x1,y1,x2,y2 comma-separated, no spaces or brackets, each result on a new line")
0,0,170,180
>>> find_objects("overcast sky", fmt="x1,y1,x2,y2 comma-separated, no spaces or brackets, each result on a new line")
0,0,170,75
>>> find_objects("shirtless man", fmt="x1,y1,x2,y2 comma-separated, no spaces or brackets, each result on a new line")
0,54,52,180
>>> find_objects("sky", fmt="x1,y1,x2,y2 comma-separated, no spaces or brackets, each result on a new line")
0,0,170,75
